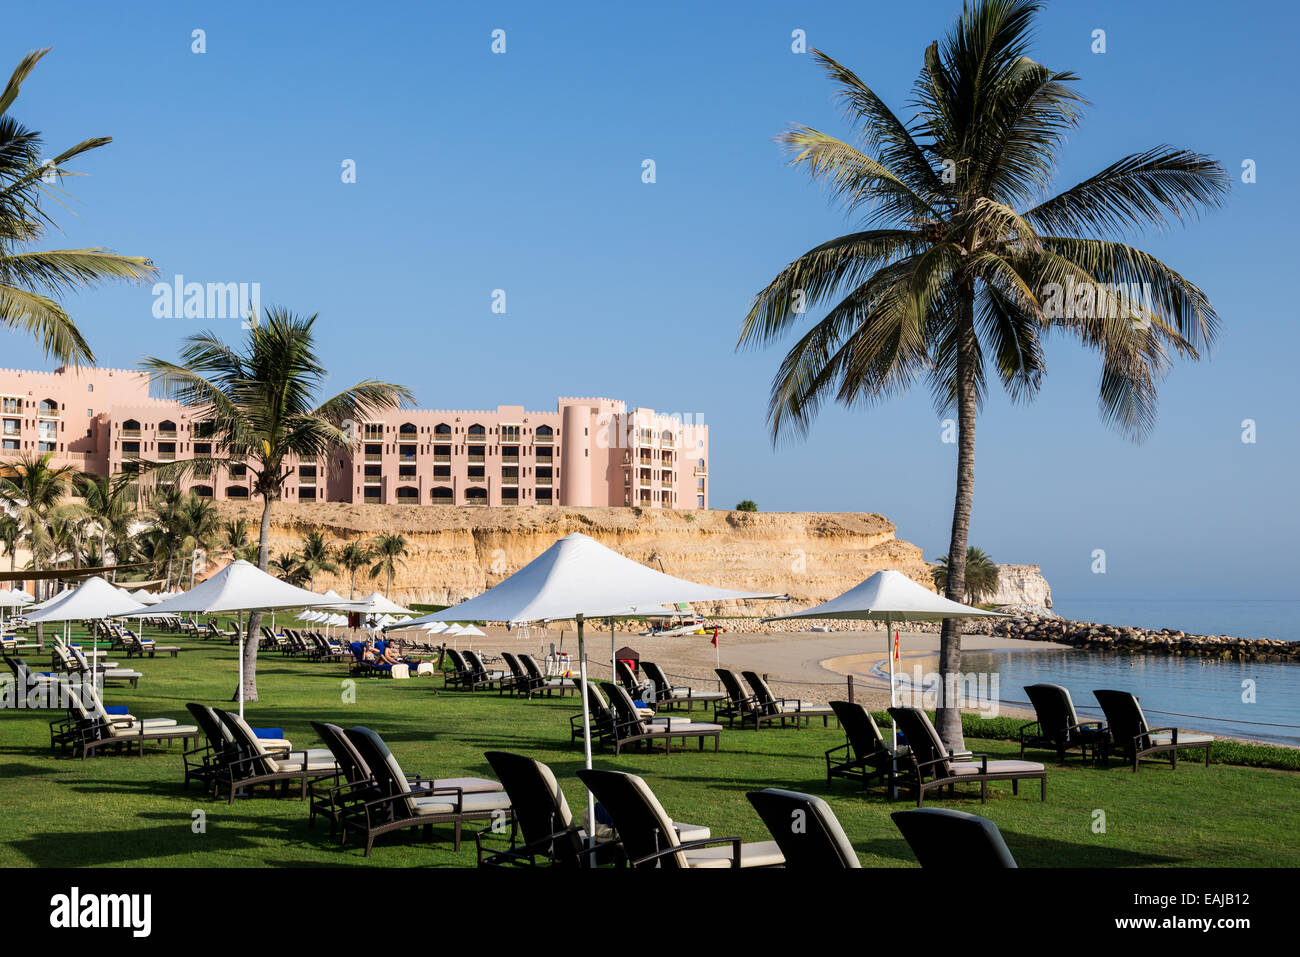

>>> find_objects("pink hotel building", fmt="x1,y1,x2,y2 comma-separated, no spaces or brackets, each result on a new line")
0,366,711,509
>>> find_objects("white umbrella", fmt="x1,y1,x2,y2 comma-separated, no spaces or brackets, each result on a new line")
0,590,31,608
129,589,161,605
114,560,332,716
765,569,1004,750
396,532,780,836
325,591,415,616
25,577,147,689
458,624,486,637
422,622,448,634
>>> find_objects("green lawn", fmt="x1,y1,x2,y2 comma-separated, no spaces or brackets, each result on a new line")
2,625,1298,868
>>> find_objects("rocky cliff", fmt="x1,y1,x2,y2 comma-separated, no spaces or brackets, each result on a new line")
990,563,1053,608
212,502,933,617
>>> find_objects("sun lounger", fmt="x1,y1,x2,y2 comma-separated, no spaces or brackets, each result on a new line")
577,768,784,869
55,678,197,759
1020,683,1107,763
615,659,653,701
214,709,338,803
477,751,712,868
64,644,142,687
601,681,722,755
339,726,511,855
747,788,861,868
519,653,576,697
891,807,1018,867
826,700,895,790
714,668,758,727
1093,689,1213,771
888,706,1047,806
641,661,727,713
742,670,836,729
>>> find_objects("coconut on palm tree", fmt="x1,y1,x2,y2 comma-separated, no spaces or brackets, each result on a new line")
932,547,999,605
368,534,408,598
738,0,1228,748
0,48,156,363
337,539,371,599
142,308,413,701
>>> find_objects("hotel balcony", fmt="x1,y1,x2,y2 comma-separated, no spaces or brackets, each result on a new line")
364,453,382,463
694,466,708,477
397,474,417,483
157,451,176,462
399,453,417,463
501,453,519,465
37,408,59,419
363,475,382,486
157,429,178,439
433,453,450,463
536,476,552,487
362,428,384,442
534,434,553,445
468,454,485,464
662,437,675,449
121,428,141,438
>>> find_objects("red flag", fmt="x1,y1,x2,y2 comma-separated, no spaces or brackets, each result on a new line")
711,626,719,648
893,630,900,661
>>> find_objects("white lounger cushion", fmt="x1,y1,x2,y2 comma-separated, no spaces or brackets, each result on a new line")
266,748,338,773
1150,732,1214,746
950,759,1044,776
658,722,722,734
414,790,513,816
685,840,786,868
647,716,694,730
775,701,833,714
109,721,196,738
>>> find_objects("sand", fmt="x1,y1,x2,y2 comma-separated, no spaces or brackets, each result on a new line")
401,625,1068,720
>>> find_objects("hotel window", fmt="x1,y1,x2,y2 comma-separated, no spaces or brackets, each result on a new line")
231,464,247,477
431,486,453,505
86,409,93,418
227,486,249,499
194,442,212,455
37,421,56,443
468,445,485,463
1,398,20,414
299,465,317,480
501,425,521,443
194,420,215,439
88,384,93,392
121,462,139,474
468,465,485,480
1,439,17,451
364,464,382,478
433,464,450,478
501,445,519,463
536,488,553,504
501,488,519,505
1,418,19,436
399,444,416,462
697,495,705,508
398,464,417,479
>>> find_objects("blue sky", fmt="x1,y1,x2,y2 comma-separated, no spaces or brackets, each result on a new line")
3,0,1297,602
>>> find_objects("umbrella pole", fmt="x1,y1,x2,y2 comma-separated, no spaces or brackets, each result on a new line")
608,617,614,683
576,613,595,844
887,615,896,749
238,627,245,720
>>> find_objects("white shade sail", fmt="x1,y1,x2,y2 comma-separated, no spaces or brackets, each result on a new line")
326,591,415,616
25,576,146,623
766,569,1004,623
458,624,486,637
399,533,780,627
0,590,32,608
122,560,333,616
129,589,161,605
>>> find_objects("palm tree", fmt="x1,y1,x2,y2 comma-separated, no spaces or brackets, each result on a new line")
270,551,309,588
299,531,337,590
0,48,156,363
220,517,258,563
142,308,413,701
368,534,408,598
0,453,81,643
79,473,136,575
176,494,220,586
737,0,1228,749
337,539,371,599
0,511,18,572
932,547,999,605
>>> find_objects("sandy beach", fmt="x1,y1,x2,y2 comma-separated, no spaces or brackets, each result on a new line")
404,625,1068,720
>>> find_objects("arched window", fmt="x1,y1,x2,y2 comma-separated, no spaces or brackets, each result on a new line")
396,486,419,503
226,486,249,499
430,486,453,504
465,486,487,502
122,419,141,433
536,425,553,437
661,429,673,441
193,485,214,499
399,422,417,436
434,423,451,435
38,398,58,415
467,423,486,438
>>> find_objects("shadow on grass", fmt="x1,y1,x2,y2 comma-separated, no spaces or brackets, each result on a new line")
0,761,65,779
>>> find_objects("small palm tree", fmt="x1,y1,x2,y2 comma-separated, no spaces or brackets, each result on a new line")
270,551,309,588
0,452,81,643
79,473,136,575
299,531,337,590
337,539,371,599
0,511,18,572
0,48,156,363
738,0,1228,748
368,534,408,598
142,308,413,701
932,547,1000,605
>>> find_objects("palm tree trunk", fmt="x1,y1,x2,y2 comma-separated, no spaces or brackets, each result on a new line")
936,284,978,752
238,493,275,703
386,566,392,598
